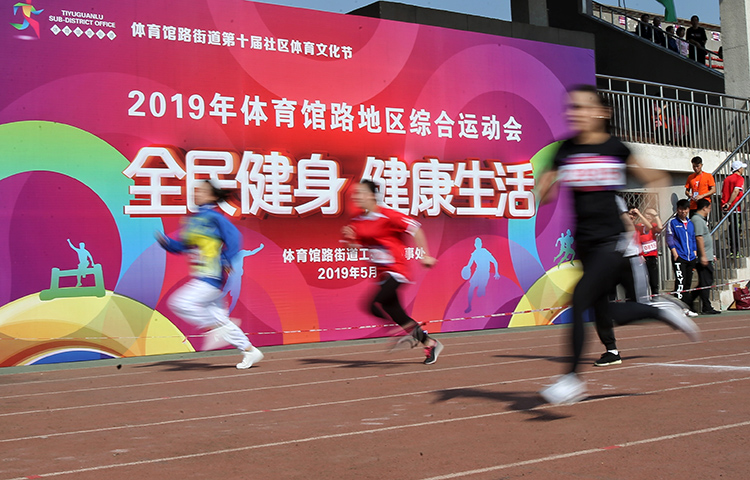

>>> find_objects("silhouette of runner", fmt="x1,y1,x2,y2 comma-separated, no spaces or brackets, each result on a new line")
223,243,264,313
67,239,94,287
463,237,500,313
554,229,576,267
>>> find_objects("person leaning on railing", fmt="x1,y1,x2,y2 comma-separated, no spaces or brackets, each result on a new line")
652,17,666,47
686,15,708,65
665,26,679,53
635,13,653,41
676,26,690,57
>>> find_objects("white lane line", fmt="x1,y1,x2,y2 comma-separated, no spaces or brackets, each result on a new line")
3,342,750,420
641,363,750,372
0,362,397,400
420,419,750,480
1,317,745,394
0,355,551,418
0,330,564,385
1,317,744,388
2,353,749,446
0,376,550,444
0,343,544,400
0,339,560,396
3,323,748,400
4,375,750,480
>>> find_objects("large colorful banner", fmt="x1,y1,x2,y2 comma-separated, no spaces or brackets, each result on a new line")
0,0,594,366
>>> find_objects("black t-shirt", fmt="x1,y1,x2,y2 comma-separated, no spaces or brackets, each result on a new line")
686,26,707,48
553,136,631,245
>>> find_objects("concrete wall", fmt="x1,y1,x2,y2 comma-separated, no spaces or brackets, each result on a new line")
350,1,594,49
626,142,729,216
721,0,750,98
354,1,723,93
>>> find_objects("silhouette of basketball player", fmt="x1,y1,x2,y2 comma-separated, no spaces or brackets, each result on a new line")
463,237,500,313
67,239,94,287
223,243,264,313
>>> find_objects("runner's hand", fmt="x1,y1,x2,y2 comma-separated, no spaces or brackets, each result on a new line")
420,255,437,268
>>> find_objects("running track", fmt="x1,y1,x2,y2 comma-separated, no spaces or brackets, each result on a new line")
1,313,749,479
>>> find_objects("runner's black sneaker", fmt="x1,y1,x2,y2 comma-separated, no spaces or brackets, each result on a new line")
594,351,622,367
423,340,444,365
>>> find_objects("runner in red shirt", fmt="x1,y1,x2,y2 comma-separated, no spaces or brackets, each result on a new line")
342,180,444,364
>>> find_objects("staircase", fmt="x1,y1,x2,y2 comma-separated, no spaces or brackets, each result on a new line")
709,134,750,306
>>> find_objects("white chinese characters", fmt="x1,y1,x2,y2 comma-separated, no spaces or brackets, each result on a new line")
124,149,535,219
127,90,522,143
130,21,354,60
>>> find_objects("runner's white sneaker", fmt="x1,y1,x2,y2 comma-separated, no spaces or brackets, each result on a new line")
237,347,264,369
539,373,587,405
652,296,701,342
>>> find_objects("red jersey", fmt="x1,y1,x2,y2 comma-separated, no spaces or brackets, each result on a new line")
635,222,658,257
348,207,421,282
722,172,744,213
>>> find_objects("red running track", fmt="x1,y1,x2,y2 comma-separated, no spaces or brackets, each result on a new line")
1,312,750,479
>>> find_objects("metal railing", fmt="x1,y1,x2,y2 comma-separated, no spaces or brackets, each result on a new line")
709,134,750,290
590,2,723,71
602,75,750,305
648,134,750,307
598,75,750,151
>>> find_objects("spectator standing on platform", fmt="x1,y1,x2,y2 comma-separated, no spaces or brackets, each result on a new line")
666,26,679,53
692,199,720,314
636,13,653,41
722,160,746,257
685,156,716,216
676,26,690,57
666,199,698,316
652,17,666,47
632,207,663,296
686,15,708,65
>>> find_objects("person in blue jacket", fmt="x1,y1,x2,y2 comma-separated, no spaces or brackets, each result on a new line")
155,180,264,370
665,199,698,314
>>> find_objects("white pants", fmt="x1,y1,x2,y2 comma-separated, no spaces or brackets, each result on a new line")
168,279,251,351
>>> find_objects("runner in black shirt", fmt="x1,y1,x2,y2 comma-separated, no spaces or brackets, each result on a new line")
536,85,700,405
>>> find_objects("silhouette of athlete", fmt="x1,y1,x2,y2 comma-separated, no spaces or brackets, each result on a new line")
463,237,500,313
223,243,264,313
67,239,94,287
554,229,576,267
